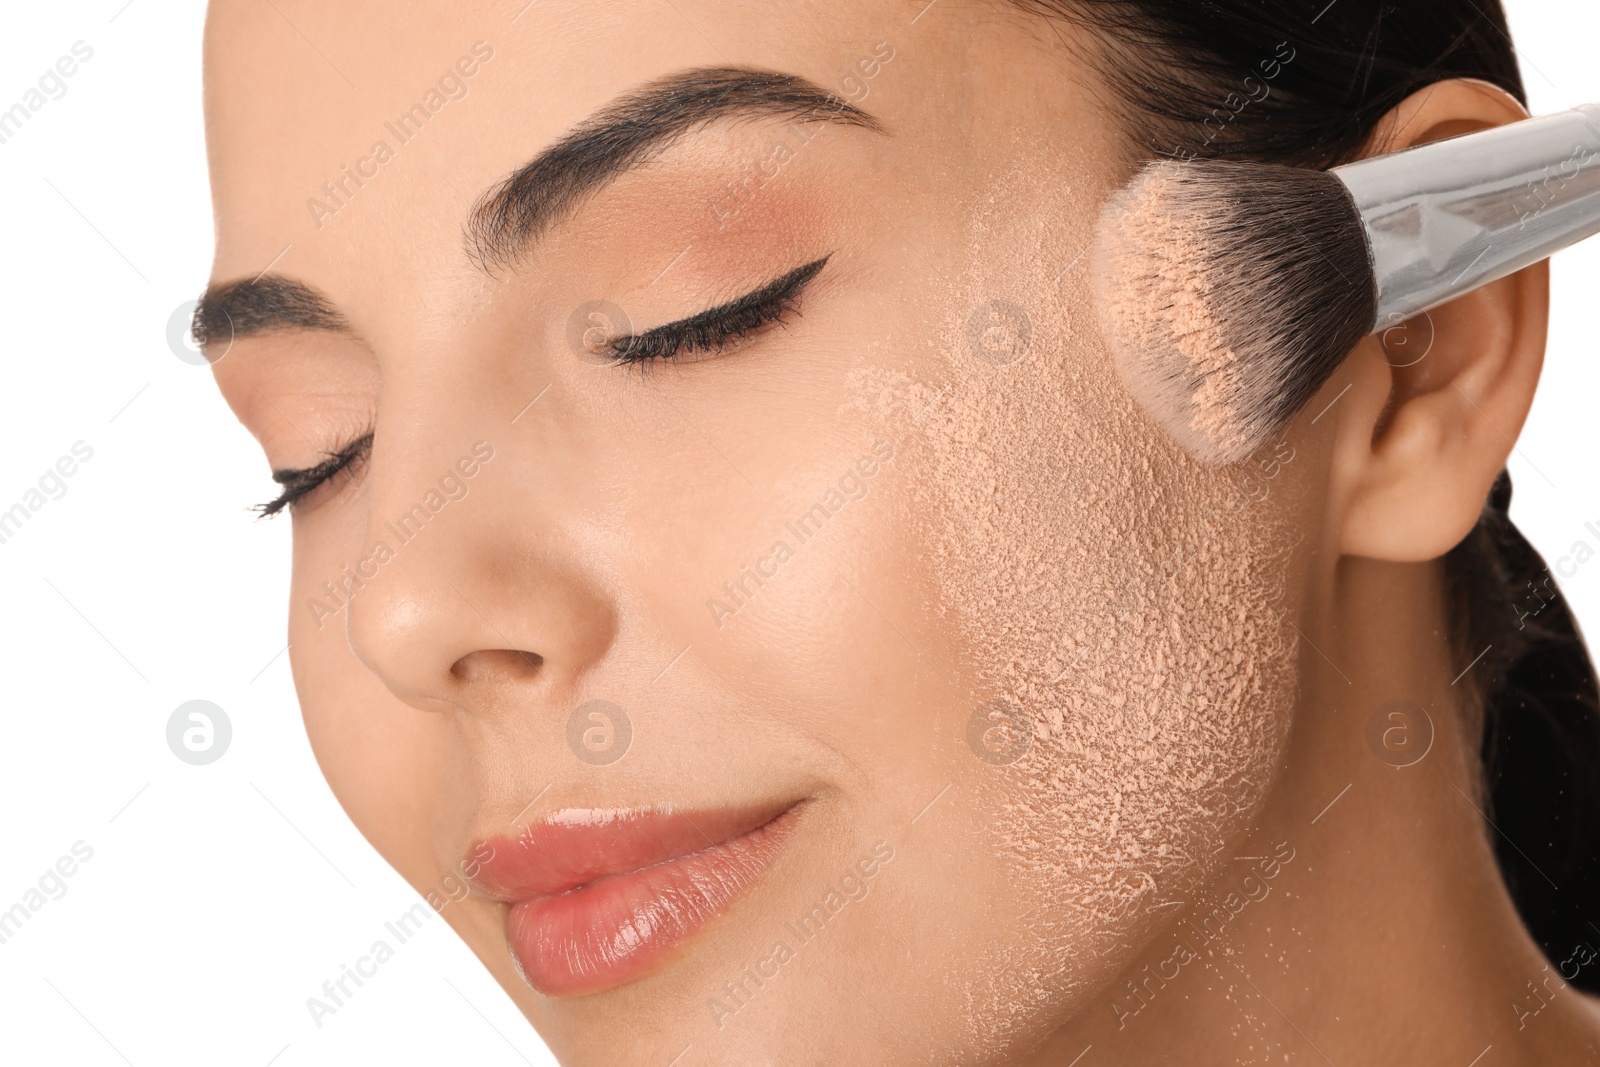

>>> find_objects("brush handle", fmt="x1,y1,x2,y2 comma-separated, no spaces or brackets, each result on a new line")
1333,105,1600,327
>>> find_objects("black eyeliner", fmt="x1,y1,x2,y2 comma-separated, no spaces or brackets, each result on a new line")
257,432,374,517
253,257,828,514
607,254,830,365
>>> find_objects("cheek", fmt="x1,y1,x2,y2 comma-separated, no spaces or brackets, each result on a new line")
849,162,1302,1050
285,510,447,881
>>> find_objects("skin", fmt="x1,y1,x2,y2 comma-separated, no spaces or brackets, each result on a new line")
202,1,1600,1063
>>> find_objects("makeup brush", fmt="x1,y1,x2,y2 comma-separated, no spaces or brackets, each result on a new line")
1092,104,1600,466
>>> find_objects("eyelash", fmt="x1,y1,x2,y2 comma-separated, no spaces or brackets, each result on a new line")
605,255,829,365
257,432,372,517
256,257,828,514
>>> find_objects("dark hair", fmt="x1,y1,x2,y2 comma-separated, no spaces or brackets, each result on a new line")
1015,0,1600,986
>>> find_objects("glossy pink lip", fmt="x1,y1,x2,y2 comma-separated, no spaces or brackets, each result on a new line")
470,801,802,997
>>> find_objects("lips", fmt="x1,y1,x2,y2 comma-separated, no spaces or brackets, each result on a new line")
470,801,801,997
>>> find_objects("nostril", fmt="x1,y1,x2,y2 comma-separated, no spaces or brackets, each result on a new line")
450,648,545,684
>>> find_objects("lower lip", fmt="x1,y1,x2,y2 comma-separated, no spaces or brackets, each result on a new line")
504,807,799,997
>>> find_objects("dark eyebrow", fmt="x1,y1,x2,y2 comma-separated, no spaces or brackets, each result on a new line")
466,66,884,270
193,69,879,344
192,275,349,346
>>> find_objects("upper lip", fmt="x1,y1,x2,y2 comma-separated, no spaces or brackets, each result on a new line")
467,799,802,903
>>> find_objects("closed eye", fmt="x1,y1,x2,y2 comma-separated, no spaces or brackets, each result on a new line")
252,259,828,513
606,255,830,366
256,432,373,517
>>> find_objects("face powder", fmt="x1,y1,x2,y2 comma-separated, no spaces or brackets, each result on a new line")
844,155,1303,1057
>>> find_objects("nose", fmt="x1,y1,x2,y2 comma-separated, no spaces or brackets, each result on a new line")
343,432,617,716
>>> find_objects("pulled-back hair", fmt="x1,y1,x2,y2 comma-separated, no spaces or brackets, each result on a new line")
1017,0,1600,986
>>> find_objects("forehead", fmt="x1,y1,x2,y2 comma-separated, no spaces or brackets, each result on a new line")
204,0,928,270
199,0,1118,367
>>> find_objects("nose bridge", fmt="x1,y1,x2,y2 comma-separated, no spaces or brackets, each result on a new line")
342,369,618,714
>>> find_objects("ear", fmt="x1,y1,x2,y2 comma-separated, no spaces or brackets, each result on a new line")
1328,79,1550,562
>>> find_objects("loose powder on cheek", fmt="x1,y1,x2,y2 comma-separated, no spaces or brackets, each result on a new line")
1093,171,1256,460
845,160,1303,1060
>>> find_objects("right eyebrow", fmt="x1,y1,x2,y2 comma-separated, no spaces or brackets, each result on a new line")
193,275,350,347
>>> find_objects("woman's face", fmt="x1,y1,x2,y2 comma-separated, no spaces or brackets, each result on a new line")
205,0,1313,1060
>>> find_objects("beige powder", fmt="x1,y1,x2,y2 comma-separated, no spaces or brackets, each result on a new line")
845,156,1303,1062
1092,163,1261,465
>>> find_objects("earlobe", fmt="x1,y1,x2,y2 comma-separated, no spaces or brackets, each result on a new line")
1326,79,1551,563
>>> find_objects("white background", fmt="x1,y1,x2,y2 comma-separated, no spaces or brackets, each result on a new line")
0,3,1596,1065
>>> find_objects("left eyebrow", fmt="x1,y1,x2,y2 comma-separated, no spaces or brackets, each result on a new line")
465,66,885,270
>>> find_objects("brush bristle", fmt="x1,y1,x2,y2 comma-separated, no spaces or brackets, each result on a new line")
1090,160,1378,466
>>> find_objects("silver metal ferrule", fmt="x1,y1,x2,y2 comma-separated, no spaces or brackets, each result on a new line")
1332,104,1600,327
